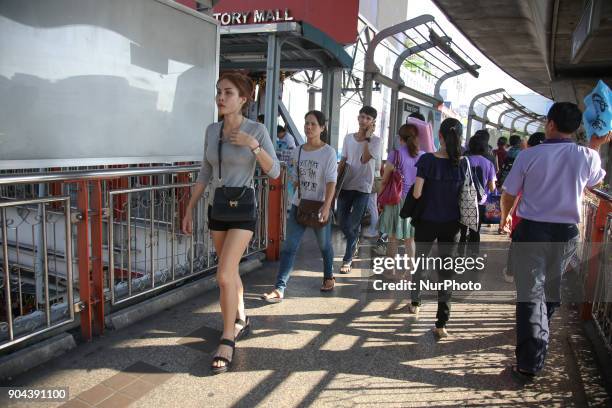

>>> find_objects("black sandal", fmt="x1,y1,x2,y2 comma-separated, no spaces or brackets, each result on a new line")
234,316,251,341
211,338,235,375
510,364,535,383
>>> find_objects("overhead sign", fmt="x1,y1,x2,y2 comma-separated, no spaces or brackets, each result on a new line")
403,101,421,113
571,0,603,63
212,0,359,45
213,8,294,25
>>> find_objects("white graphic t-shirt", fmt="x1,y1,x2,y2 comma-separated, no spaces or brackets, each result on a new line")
291,144,338,206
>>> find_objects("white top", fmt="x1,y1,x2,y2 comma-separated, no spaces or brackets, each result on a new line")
291,144,338,206
340,133,382,193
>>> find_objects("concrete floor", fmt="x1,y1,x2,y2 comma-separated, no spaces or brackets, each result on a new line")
2,225,609,407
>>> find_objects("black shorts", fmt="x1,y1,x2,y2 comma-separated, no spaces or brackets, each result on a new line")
207,206,257,233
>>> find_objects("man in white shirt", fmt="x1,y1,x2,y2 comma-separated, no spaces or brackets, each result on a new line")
501,102,608,382
337,106,382,273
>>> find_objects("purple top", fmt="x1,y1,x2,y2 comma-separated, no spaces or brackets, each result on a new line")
466,155,497,204
416,153,465,223
387,148,424,199
502,140,606,224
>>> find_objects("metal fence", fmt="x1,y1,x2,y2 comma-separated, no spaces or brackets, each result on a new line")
0,196,75,348
0,165,275,350
580,188,612,352
578,193,600,297
591,206,612,352
107,174,270,305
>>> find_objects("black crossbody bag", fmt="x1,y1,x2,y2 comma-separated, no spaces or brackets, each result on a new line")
210,122,256,222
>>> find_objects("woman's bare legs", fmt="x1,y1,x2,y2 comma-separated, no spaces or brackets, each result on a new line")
211,229,253,369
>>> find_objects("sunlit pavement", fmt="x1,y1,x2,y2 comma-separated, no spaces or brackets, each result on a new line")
3,226,609,407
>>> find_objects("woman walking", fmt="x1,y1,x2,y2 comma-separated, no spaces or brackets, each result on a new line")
261,110,337,302
182,72,280,374
409,118,465,338
378,124,423,266
461,135,497,252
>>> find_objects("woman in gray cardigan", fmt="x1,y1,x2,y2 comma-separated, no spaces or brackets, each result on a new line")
182,72,279,374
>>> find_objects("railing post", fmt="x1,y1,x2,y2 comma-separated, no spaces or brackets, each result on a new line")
49,167,64,210
76,181,93,341
266,172,283,261
176,162,191,229
581,196,612,320
90,180,105,335
109,165,128,221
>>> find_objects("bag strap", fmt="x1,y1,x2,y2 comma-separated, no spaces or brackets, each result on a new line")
463,157,473,186
392,149,402,177
297,145,303,199
217,121,224,182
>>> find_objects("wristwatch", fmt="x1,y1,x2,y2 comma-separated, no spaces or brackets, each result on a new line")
251,145,263,155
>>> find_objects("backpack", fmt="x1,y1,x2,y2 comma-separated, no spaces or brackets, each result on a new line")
497,156,515,187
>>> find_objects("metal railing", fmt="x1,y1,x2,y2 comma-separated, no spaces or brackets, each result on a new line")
588,190,612,352
580,188,612,352
107,174,270,305
279,164,289,242
0,164,276,350
578,193,600,295
0,196,74,349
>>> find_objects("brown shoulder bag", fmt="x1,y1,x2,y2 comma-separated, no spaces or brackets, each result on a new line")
296,146,327,228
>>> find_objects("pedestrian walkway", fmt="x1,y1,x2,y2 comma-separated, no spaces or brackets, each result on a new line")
2,227,609,407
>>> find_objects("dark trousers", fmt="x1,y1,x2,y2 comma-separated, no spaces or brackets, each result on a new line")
459,204,485,255
411,220,461,328
511,219,578,374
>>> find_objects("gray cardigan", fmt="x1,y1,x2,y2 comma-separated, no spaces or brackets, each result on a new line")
196,118,280,190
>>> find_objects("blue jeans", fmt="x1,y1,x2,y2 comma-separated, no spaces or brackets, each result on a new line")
274,205,334,294
337,189,370,263
511,219,578,374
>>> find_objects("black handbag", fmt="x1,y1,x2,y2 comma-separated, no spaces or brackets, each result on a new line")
210,122,256,222
295,146,327,228
400,184,424,226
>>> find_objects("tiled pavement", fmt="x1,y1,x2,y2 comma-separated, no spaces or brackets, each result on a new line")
2,226,609,407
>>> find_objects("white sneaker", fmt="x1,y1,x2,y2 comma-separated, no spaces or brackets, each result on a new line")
408,305,420,314
502,266,514,283
433,327,449,338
